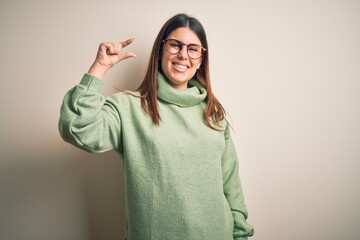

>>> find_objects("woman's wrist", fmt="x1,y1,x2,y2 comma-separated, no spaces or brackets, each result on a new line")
87,62,109,80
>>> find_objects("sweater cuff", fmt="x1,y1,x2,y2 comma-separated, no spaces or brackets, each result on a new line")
234,237,248,240
79,73,104,92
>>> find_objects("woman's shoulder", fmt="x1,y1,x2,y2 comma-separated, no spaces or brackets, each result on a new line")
221,116,232,139
113,90,141,98
108,90,142,105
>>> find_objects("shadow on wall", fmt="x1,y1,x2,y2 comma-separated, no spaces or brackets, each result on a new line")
0,150,126,240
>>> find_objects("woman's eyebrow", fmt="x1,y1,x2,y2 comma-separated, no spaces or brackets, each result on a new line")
172,38,201,46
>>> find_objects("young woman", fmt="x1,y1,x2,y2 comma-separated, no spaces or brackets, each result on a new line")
59,13,254,240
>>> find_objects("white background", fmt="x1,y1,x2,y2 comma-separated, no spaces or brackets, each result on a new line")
0,0,359,239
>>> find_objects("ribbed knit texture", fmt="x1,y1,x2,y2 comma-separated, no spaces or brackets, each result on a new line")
157,73,207,107
59,72,254,240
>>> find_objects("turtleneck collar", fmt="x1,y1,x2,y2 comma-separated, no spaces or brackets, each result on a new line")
157,71,207,107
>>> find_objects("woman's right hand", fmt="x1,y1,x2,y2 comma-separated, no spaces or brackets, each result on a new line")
88,38,136,79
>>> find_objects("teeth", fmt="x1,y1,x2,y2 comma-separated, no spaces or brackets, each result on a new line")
174,63,187,70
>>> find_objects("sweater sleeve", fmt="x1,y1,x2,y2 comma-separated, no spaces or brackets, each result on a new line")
222,125,254,240
58,73,122,153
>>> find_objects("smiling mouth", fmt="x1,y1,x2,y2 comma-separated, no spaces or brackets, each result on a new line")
173,62,189,72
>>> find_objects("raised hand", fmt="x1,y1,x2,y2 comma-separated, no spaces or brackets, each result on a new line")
88,38,136,80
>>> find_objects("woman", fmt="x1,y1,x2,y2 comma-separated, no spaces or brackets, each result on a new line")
59,13,254,240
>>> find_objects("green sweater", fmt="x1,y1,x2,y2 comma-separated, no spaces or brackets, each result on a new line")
59,72,254,240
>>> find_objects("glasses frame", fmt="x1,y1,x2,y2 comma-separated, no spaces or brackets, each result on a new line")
161,39,206,59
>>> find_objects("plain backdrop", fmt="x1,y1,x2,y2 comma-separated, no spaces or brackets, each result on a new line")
0,0,359,239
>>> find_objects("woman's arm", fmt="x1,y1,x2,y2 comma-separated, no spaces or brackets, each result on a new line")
58,39,136,153
222,125,255,240
59,73,122,153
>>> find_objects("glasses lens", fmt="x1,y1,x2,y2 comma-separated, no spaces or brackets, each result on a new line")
165,39,203,59
166,39,181,54
187,45,202,59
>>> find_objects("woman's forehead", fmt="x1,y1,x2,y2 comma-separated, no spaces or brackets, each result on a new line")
167,27,201,45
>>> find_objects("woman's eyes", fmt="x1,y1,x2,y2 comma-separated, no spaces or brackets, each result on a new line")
169,42,200,52
170,43,181,48
188,47,199,52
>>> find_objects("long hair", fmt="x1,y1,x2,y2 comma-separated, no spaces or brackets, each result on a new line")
136,13,226,130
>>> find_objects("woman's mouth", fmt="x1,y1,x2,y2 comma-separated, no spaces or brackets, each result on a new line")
173,62,189,72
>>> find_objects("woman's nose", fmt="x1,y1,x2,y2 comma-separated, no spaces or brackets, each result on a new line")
177,46,188,59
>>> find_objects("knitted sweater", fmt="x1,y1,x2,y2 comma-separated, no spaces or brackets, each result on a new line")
59,72,254,240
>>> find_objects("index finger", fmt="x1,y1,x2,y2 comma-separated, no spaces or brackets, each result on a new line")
119,38,135,48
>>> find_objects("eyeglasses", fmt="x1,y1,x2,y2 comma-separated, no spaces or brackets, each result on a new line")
162,39,206,59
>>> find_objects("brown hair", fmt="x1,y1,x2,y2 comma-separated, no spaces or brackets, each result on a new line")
137,13,226,130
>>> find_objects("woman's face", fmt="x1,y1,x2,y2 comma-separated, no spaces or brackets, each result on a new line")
161,27,203,90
